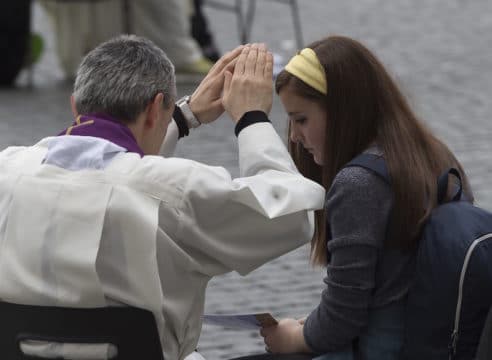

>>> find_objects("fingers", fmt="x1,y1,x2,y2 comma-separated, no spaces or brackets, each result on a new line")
261,327,275,354
223,57,238,75
255,43,267,77
221,42,273,122
244,43,260,75
223,70,232,93
232,43,271,77
260,325,275,338
208,45,244,77
234,45,250,76
264,51,273,79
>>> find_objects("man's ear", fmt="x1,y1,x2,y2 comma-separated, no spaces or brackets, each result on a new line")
145,93,164,129
70,95,79,117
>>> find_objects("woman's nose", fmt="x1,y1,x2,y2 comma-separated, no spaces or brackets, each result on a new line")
290,128,300,143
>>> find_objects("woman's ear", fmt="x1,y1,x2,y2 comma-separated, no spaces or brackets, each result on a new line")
70,95,79,117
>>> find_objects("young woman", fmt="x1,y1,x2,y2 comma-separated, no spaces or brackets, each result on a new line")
254,35,474,359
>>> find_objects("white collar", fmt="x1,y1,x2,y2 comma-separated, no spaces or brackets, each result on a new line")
43,136,127,171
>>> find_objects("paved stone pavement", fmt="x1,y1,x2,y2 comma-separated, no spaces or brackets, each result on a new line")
1,1,492,358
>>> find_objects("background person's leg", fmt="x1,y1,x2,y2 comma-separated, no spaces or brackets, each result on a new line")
191,0,220,62
40,0,123,80
131,0,211,73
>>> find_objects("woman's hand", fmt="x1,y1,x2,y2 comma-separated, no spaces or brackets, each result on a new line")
188,45,243,124
260,318,311,354
222,43,273,123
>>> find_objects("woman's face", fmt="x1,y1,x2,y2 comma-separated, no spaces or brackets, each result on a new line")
279,86,327,165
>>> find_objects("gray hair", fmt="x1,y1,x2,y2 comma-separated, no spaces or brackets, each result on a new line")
73,35,176,123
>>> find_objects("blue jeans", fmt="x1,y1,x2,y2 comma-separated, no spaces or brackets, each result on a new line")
313,300,405,360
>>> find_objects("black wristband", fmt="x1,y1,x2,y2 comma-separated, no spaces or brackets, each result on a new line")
173,106,190,138
234,111,271,137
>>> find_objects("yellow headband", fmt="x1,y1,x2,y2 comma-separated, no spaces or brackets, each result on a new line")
284,48,327,95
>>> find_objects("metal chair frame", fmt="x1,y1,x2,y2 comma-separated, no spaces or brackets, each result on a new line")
0,300,164,360
204,0,304,49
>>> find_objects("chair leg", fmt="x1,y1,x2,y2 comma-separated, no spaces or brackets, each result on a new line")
290,0,303,49
236,0,252,44
122,0,131,33
205,0,302,47
243,0,256,43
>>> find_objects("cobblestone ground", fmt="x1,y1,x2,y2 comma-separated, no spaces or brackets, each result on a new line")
1,1,492,359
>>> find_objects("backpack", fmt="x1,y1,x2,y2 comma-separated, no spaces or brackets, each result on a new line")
346,153,492,360
476,305,492,360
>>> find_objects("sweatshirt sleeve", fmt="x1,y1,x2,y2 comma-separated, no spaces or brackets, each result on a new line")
303,166,392,353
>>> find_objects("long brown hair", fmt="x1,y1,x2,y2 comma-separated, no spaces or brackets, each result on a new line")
276,36,473,266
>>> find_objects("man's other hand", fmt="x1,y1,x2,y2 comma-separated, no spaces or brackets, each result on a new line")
189,45,243,124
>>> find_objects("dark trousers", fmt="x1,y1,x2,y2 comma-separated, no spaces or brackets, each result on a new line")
0,0,31,86
191,0,220,62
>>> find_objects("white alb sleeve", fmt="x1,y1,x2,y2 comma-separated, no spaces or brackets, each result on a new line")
175,122,325,276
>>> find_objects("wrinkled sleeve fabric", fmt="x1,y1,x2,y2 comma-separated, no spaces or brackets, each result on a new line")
159,106,196,157
173,120,325,276
303,166,392,353
159,110,272,158
159,119,180,158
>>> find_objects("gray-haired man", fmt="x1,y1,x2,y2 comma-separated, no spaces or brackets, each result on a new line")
0,35,324,359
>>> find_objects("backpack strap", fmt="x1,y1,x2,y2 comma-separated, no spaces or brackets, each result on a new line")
344,153,390,184
325,153,389,260
347,155,464,205
437,168,463,204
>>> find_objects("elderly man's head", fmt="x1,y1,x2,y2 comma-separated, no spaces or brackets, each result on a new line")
71,35,177,155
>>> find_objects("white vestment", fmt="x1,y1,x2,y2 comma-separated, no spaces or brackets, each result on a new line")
0,121,325,359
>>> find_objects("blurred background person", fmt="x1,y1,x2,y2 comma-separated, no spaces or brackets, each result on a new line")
40,0,214,80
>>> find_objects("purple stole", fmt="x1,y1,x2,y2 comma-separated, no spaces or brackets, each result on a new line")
59,114,144,157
